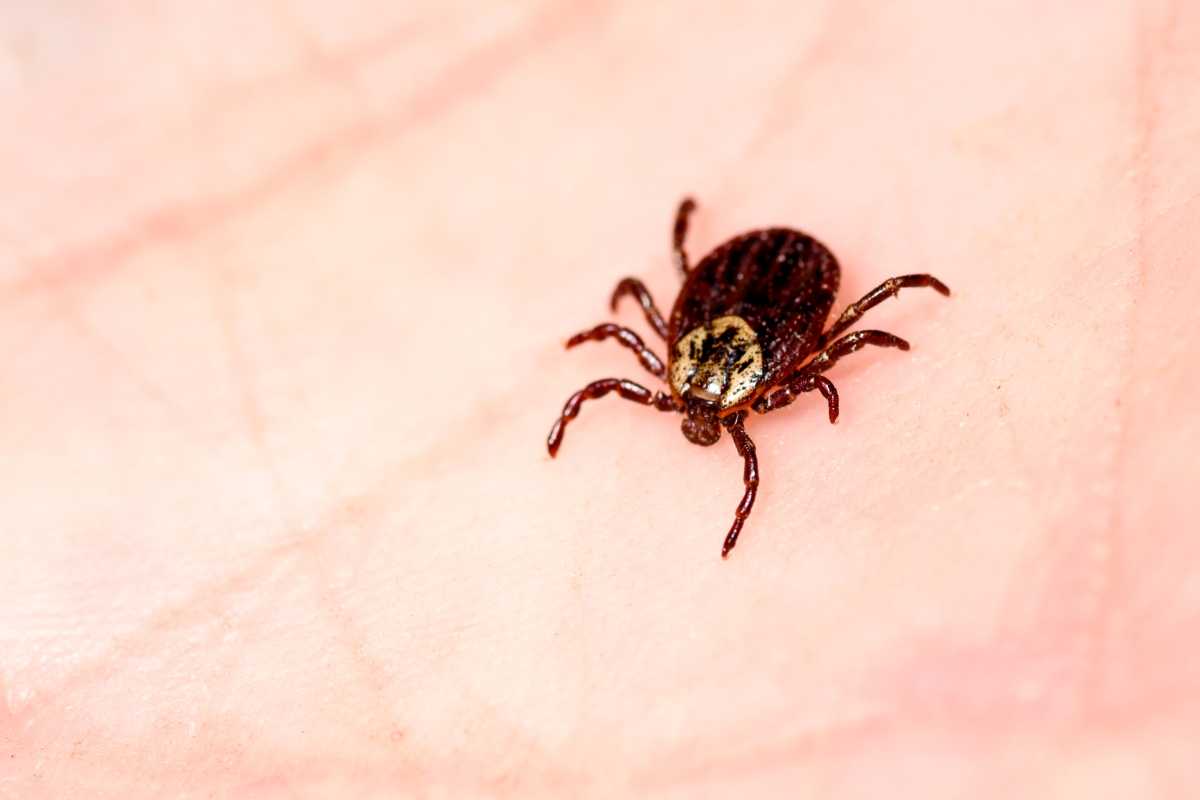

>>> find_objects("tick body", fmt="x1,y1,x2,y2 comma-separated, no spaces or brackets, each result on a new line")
547,198,950,558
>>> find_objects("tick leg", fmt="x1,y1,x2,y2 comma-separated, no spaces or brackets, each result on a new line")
752,373,839,423
547,378,679,457
808,329,909,376
610,278,670,340
820,274,951,346
565,323,667,380
673,196,697,276
721,413,759,558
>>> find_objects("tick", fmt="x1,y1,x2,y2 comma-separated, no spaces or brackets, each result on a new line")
547,197,950,558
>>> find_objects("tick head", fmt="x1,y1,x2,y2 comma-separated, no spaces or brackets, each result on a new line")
681,397,721,446
669,315,765,413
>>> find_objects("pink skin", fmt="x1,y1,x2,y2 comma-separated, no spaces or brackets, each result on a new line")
2,2,1199,797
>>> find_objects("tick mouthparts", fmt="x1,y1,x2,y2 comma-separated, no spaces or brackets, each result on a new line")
688,364,726,402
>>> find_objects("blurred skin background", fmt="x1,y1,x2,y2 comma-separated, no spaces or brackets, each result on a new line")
2,2,1199,797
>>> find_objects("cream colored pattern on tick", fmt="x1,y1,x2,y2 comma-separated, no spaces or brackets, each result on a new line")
670,315,765,410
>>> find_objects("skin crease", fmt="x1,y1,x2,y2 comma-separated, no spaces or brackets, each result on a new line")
2,0,1199,796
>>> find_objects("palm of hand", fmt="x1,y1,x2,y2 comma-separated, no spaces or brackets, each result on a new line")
3,3,1197,797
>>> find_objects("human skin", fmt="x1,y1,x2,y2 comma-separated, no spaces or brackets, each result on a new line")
2,1,1199,797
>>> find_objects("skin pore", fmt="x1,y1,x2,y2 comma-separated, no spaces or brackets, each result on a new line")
3,2,1200,797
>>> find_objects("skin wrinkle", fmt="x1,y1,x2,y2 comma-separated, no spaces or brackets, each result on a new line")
40,286,182,420
202,218,407,728
0,0,589,302
9,461,434,762
724,0,844,166
264,0,418,116
632,713,891,792
206,376,544,722
176,13,428,150
458,687,587,794
7,532,310,726
6,376,513,722
1079,0,1179,717
209,259,289,522
92,406,511,732
205,246,404,726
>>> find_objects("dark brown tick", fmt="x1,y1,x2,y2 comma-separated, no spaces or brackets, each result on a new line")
547,197,950,558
